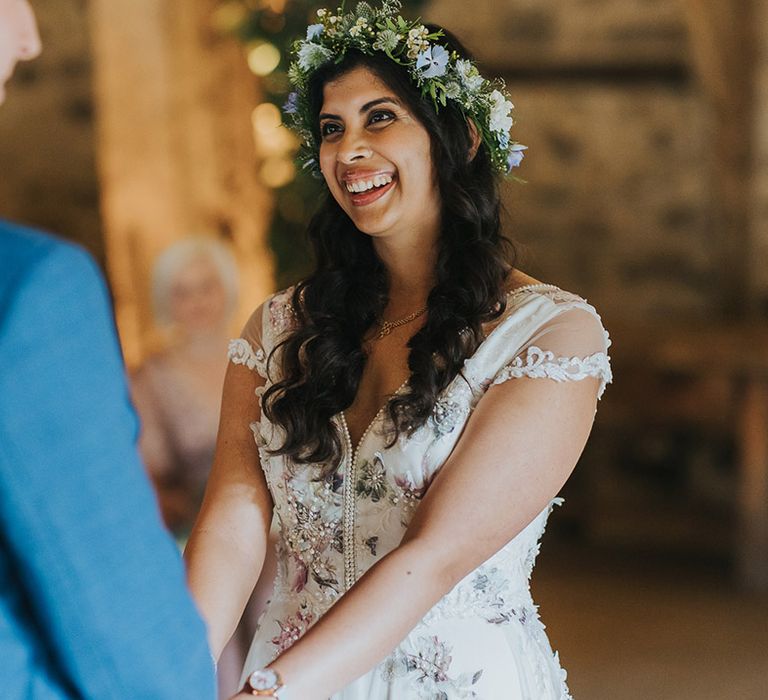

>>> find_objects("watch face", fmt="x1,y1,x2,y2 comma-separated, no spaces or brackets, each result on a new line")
249,669,279,691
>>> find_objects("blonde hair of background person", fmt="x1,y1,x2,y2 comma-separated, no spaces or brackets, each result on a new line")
152,236,240,330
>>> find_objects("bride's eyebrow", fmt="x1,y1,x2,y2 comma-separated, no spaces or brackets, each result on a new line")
319,96,402,121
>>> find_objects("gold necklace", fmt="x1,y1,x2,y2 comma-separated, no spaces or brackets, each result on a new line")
374,306,427,340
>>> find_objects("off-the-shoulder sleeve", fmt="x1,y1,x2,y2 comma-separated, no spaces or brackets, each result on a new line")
227,302,269,379
227,286,299,380
492,305,612,400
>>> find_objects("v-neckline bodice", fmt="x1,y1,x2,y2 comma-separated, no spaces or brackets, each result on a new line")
337,283,559,457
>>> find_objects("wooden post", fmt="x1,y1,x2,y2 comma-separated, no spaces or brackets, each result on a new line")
683,0,756,315
738,378,768,589
89,0,275,367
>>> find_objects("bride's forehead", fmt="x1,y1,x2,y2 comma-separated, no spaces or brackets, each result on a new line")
321,68,392,107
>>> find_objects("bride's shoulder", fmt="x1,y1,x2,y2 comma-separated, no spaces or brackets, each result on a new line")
238,284,300,346
502,270,586,307
489,271,607,340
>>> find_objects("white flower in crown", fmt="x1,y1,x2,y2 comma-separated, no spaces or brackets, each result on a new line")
416,45,449,78
349,17,368,37
298,42,333,71
455,58,484,93
405,24,429,58
350,18,370,38
488,89,514,134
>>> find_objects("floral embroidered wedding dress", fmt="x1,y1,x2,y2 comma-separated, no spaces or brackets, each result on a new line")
228,283,611,699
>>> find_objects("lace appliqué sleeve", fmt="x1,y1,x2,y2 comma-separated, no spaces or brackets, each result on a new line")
492,346,612,399
227,338,268,379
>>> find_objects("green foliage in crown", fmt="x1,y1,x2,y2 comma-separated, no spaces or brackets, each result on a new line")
284,0,527,176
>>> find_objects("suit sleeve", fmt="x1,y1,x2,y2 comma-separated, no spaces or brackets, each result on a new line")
0,243,216,699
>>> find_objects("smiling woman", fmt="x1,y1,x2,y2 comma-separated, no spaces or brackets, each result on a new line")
183,3,612,699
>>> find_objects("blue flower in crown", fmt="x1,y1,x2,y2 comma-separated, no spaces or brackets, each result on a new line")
506,144,527,171
415,45,449,79
306,23,324,40
283,91,299,115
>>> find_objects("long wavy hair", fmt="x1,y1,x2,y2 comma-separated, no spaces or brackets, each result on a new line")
262,27,515,467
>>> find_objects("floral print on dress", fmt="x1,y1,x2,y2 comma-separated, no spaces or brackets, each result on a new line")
430,394,469,436
271,607,314,654
381,635,483,699
356,452,389,502
278,467,344,596
268,288,298,335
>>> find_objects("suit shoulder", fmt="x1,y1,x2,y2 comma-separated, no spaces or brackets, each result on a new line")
0,222,103,304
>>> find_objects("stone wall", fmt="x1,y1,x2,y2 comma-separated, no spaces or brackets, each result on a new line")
426,0,719,322
0,0,101,262
502,82,716,321
428,0,687,69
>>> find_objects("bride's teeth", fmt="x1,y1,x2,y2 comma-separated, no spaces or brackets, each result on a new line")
345,174,393,194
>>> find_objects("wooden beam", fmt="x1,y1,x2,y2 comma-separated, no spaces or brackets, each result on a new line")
89,0,275,367
683,0,756,315
738,379,768,589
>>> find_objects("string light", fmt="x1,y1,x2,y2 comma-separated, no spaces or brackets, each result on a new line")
260,157,295,188
247,42,281,76
211,1,248,33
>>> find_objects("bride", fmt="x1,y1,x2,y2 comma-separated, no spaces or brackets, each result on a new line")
184,2,611,698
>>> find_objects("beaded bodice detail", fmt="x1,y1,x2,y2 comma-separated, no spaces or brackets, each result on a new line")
230,284,611,697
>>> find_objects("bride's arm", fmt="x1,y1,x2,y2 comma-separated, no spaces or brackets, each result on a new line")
234,369,601,700
185,361,272,660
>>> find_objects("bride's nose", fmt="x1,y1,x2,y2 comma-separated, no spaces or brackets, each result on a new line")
337,130,373,164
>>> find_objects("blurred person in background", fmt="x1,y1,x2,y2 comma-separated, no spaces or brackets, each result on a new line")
131,236,276,698
0,2,215,698
132,237,240,541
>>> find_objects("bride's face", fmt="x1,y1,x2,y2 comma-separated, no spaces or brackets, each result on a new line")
318,65,441,241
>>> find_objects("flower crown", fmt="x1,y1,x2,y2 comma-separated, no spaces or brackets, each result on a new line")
284,0,526,177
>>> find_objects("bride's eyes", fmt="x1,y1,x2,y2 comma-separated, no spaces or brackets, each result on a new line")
368,109,394,125
319,110,395,139
320,122,342,138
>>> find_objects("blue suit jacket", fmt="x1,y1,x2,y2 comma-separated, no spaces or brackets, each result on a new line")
0,222,216,698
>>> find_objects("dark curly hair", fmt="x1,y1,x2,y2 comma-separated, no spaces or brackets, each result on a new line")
262,27,515,467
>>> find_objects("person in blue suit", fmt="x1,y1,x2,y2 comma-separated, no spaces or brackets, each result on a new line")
0,3,216,698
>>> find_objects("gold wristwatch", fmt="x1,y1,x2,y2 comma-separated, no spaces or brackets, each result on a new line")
243,668,285,697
